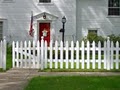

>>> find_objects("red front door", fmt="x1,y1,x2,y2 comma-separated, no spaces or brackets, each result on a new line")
39,23,50,44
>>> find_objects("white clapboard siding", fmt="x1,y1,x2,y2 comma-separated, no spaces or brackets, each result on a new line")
12,37,120,70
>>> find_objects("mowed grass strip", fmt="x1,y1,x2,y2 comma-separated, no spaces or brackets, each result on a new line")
24,76,120,90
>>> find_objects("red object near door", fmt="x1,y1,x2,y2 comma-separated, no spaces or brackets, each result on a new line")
39,23,50,45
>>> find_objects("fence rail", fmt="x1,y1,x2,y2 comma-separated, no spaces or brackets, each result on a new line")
12,38,120,70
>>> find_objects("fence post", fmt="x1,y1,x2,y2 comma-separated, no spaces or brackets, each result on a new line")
107,37,110,70
41,36,44,70
3,36,6,70
12,41,15,68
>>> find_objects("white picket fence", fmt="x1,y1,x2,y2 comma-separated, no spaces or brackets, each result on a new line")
12,37,120,70
0,39,6,70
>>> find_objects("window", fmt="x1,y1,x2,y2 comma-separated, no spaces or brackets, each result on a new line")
39,0,51,3
88,30,97,35
0,22,3,40
108,0,120,15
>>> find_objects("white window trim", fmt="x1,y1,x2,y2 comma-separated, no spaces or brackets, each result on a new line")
0,18,7,41
2,0,15,3
107,15,120,18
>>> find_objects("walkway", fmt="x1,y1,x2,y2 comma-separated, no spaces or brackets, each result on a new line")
0,68,120,90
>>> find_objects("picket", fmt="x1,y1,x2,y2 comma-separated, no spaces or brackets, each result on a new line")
116,41,119,69
81,41,85,69
12,37,120,70
44,41,48,69
87,41,90,69
71,41,74,69
92,41,95,69
107,38,110,70
28,41,31,68
60,41,63,69
65,41,69,69
41,37,44,70
49,40,52,69
104,41,107,69
111,41,114,69
76,41,79,69
98,41,101,69
55,41,58,69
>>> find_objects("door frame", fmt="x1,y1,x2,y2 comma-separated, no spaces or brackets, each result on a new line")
37,20,52,41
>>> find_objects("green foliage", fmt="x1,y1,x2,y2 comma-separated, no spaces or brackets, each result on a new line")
82,33,106,43
7,43,12,54
108,34,120,43
6,43,12,70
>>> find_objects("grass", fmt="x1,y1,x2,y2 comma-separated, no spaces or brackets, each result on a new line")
24,76,120,90
6,52,12,70
41,68,120,72
39,62,120,72
6,45,12,70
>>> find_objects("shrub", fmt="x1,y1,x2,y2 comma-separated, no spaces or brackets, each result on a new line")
82,33,106,47
108,34,120,43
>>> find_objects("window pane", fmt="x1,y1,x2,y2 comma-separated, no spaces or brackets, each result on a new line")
109,0,119,7
108,8,120,15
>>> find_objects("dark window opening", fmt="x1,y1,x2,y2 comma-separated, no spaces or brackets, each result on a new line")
88,30,98,35
39,0,51,3
0,22,3,40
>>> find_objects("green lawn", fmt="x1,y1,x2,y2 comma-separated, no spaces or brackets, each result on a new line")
24,76,120,90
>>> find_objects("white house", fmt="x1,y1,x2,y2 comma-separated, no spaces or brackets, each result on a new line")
0,0,120,43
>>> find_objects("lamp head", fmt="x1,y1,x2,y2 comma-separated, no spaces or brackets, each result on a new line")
43,13,46,19
62,16,66,23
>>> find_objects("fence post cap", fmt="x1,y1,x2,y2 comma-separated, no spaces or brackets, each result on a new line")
3,36,6,40
107,37,110,40
41,36,44,40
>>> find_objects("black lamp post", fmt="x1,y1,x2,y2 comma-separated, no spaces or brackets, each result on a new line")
62,16,66,45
